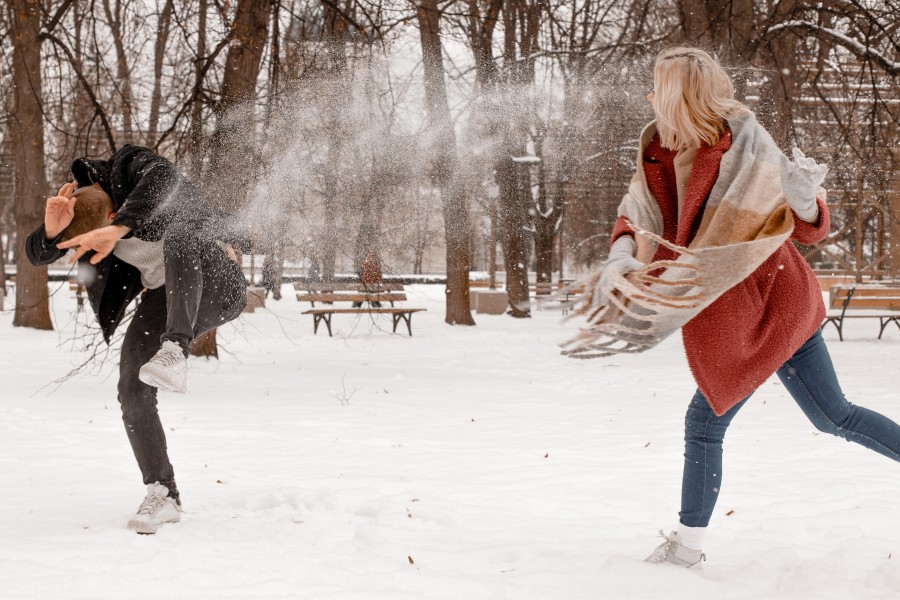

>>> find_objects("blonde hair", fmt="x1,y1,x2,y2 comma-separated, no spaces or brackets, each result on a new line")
61,184,114,241
652,47,747,150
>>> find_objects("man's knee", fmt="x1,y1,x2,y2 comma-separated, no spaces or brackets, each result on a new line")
118,362,158,420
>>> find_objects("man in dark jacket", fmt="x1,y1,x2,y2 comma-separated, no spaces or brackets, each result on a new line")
26,144,249,534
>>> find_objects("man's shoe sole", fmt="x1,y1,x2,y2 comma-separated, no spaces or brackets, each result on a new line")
127,508,181,534
138,364,187,393
127,518,179,535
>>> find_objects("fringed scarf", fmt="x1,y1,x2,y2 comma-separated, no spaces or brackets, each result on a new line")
563,109,804,358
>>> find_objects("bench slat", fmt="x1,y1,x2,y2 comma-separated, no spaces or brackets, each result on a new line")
840,287,900,297
296,293,407,303
828,297,900,310
293,282,404,292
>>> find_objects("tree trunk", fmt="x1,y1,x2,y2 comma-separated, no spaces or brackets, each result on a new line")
488,201,497,288
320,136,341,283
756,0,797,147
0,217,6,306
532,155,555,289
208,0,274,213
190,0,208,179
10,0,52,330
497,157,530,316
317,0,351,284
494,0,538,318
679,0,754,63
891,149,900,275
259,0,284,299
102,0,135,143
191,329,218,358
355,181,380,274
199,0,273,358
148,0,175,147
416,0,474,325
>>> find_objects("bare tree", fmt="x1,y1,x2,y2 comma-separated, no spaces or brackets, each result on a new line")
207,0,275,213
148,0,175,147
416,0,475,325
8,0,70,330
100,0,136,143
193,0,274,357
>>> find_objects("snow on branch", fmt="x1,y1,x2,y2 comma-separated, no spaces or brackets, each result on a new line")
765,21,899,75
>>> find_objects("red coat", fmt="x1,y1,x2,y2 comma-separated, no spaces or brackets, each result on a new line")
612,132,831,415
360,249,382,285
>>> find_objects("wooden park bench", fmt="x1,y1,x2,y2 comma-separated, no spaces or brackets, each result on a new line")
822,285,900,341
303,307,427,336
293,281,426,336
532,280,584,315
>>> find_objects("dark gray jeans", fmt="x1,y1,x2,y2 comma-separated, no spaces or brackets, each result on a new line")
118,240,247,499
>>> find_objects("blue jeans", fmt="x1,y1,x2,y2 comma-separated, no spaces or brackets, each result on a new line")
680,330,900,527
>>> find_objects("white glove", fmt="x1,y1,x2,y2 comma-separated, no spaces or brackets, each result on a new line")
593,236,643,308
780,147,827,222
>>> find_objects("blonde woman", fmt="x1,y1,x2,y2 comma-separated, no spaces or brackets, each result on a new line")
588,48,900,567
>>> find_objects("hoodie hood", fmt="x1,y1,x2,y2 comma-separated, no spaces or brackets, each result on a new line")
71,157,112,196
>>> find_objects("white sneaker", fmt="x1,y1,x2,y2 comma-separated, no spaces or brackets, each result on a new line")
644,530,706,568
139,340,188,393
127,483,182,534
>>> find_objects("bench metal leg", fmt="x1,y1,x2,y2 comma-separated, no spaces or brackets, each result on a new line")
312,313,334,336
391,312,414,336
822,317,843,341
878,317,900,339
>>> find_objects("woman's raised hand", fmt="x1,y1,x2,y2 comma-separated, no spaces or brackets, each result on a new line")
593,236,643,309
44,182,78,239
780,148,828,222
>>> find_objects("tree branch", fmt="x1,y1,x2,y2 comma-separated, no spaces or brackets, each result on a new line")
39,31,118,153
764,20,899,75
40,0,77,36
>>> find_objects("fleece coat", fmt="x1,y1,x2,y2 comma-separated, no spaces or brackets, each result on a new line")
609,124,831,415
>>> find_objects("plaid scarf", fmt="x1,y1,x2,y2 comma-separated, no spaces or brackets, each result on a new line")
563,109,812,358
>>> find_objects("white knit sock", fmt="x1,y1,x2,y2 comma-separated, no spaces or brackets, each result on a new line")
676,523,706,550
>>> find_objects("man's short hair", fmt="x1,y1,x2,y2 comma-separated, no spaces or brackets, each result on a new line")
61,184,114,242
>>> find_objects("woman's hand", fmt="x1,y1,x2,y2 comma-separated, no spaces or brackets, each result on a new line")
57,225,131,265
44,182,78,239
780,148,827,222
593,236,643,309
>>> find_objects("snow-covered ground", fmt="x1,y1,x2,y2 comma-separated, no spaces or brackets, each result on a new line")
1,284,898,599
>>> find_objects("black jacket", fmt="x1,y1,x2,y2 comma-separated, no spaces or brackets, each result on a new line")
26,145,249,342
26,226,143,342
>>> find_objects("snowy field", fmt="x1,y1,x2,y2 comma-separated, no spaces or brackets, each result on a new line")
1,284,899,600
